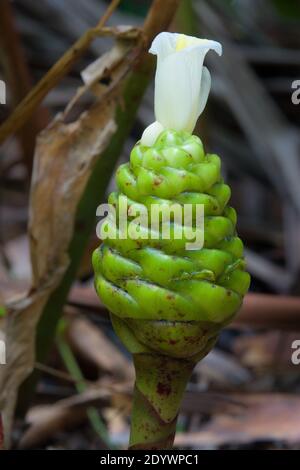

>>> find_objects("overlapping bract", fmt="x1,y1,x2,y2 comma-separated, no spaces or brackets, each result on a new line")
93,130,250,361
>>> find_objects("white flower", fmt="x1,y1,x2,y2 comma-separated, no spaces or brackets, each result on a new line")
141,32,222,146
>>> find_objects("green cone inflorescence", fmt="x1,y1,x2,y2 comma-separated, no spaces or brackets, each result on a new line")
93,129,250,449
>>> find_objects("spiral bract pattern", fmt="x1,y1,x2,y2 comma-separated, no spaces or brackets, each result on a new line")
93,130,250,362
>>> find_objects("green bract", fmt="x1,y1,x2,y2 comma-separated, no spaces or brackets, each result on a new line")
93,129,250,449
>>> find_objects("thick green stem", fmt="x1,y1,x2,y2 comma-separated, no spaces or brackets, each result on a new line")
129,354,194,450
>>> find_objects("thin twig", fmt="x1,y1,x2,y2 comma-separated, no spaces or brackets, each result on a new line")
96,0,121,28
35,361,84,385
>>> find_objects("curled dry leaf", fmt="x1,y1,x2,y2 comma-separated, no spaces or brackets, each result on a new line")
0,32,140,445
64,28,140,116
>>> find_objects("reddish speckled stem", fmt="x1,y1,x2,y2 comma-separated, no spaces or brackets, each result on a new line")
129,354,194,449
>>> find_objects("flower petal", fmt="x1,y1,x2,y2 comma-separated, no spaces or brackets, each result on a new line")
141,121,165,147
150,33,222,59
149,32,180,60
185,66,211,132
198,66,212,116
141,33,223,137
154,52,194,130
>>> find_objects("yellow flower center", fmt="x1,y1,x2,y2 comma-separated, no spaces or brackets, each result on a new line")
175,35,210,52
175,34,189,52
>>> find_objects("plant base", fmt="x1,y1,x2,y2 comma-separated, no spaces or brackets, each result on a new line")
129,353,194,450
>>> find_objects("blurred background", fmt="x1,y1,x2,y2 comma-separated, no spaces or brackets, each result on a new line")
1,0,300,450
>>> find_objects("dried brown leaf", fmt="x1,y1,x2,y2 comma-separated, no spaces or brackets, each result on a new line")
19,387,111,449
0,39,139,444
233,331,300,372
195,350,252,388
181,391,246,416
176,393,300,447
